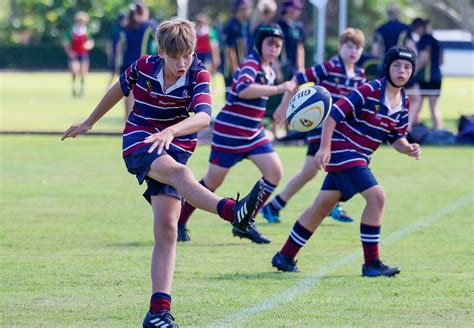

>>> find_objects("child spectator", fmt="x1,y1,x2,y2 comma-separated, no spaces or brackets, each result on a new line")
194,13,221,74
62,11,94,97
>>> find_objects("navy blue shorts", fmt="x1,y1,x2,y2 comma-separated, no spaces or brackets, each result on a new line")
209,142,274,168
123,146,183,204
321,166,378,202
306,142,320,156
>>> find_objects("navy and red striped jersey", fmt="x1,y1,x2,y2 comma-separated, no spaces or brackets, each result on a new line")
295,56,366,144
212,50,273,153
326,78,409,172
119,54,212,159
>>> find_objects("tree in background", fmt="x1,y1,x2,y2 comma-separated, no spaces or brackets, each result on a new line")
1,0,176,45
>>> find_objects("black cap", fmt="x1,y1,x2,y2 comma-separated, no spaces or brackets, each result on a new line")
383,46,417,87
254,23,284,55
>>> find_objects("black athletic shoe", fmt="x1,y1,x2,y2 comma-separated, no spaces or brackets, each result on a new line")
271,252,300,272
232,226,271,244
177,224,191,242
362,259,401,277
231,179,265,232
143,310,178,327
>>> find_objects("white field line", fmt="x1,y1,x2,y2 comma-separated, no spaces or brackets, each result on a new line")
210,193,474,327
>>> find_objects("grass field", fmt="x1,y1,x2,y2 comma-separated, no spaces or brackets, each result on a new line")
1,134,473,326
0,72,473,133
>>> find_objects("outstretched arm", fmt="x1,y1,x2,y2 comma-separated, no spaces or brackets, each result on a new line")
238,80,296,99
392,138,421,160
62,82,123,140
273,76,299,125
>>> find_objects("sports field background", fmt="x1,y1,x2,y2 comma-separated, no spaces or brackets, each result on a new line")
1,72,473,326
1,72,473,132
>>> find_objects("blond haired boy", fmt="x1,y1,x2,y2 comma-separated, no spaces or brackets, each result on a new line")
62,18,264,327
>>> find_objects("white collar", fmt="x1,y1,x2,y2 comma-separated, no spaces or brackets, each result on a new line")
384,95,403,115
157,67,188,94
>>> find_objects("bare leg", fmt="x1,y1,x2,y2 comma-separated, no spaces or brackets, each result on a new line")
69,60,80,96
278,155,318,202
202,163,230,191
150,194,181,293
79,60,90,96
407,84,422,130
298,190,341,232
249,151,283,186
428,95,442,130
147,155,221,213
360,185,386,226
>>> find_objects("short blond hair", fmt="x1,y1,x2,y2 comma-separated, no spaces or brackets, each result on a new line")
339,28,365,49
74,11,89,24
156,18,196,57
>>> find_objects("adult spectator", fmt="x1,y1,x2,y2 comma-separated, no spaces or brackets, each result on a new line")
120,2,157,118
248,0,278,52
412,19,444,130
371,3,415,60
276,0,305,81
222,0,254,90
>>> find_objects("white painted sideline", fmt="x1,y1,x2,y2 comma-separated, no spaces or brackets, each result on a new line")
210,193,474,327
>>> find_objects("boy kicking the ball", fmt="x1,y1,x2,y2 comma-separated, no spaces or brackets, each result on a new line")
62,18,264,327
177,24,296,244
272,46,421,276
262,28,367,224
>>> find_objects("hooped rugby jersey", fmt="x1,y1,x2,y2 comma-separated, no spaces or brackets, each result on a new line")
326,78,409,172
295,55,366,144
119,54,212,160
211,50,274,153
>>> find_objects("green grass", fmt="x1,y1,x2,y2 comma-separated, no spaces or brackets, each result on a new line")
0,72,226,132
1,135,473,326
0,72,472,132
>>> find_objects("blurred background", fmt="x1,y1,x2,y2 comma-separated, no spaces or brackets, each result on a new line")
0,0,472,71
0,0,473,140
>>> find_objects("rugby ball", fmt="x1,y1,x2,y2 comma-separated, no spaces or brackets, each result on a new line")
286,85,332,132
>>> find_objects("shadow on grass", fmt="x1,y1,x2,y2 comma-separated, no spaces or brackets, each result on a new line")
109,240,253,248
110,240,153,248
208,271,353,281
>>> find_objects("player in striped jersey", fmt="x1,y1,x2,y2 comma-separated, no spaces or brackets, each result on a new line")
178,24,296,244
62,18,265,327
263,28,366,224
272,46,422,277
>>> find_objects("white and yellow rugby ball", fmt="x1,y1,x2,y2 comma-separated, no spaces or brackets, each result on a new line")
286,85,332,132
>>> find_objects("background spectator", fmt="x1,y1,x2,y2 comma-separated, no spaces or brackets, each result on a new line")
222,0,254,89
62,11,94,97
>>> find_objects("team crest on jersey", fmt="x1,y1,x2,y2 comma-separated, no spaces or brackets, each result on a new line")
146,81,152,93
182,89,188,97
334,77,340,86
375,104,381,120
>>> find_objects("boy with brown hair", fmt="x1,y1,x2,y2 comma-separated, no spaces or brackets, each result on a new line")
62,17,264,327
263,28,367,224
272,46,421,277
